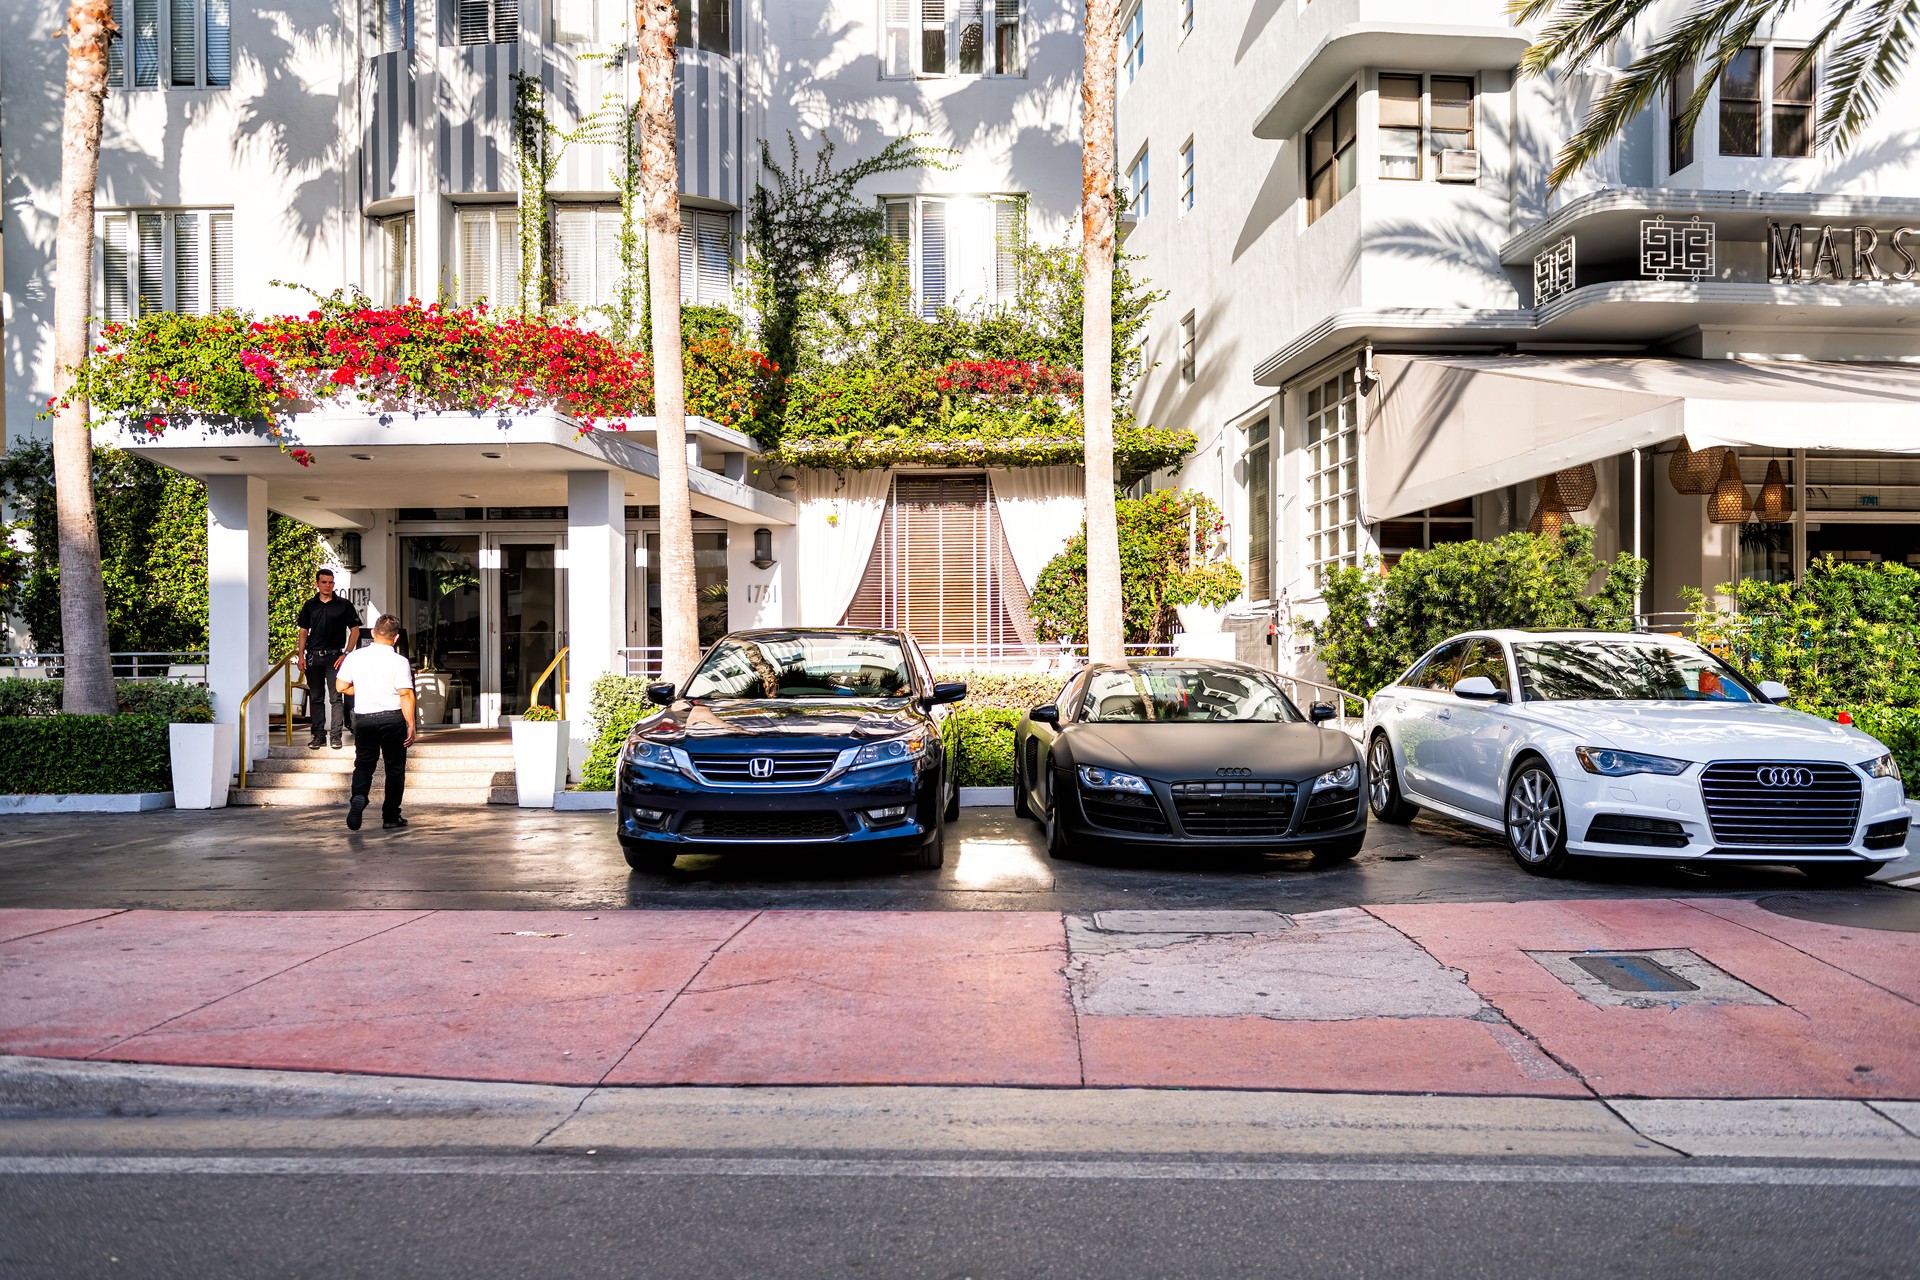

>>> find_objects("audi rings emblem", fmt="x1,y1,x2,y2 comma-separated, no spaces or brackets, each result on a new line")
1756,766,1814,788
1216,766,1253,777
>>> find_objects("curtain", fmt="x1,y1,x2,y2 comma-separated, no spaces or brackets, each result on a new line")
986,465,1084,592
796,468,892,625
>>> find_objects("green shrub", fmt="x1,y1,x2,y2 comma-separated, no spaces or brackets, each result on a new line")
1796,705,1920,798
579,674,656,791
951,707,1021,787
0,713,175,793
1029,489,1235,645
1309,526,1646,698
934,669,1066,711
0,678,212,721
520,704,561,723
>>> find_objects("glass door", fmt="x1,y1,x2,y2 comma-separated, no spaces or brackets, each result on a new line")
401,535,482,728
486,535,567,722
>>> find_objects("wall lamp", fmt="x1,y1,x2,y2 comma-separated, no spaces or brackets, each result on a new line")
337,531,365,572
751,527,775,569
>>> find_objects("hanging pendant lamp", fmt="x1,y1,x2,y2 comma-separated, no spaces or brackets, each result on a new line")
1540,463,1598,512
1669,442,1728,494
1535,475,1570,514
1753,458,1793,523
1708,450,1749,524
1527,502,1568,537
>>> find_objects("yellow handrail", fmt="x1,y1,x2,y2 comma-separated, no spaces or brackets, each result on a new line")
529,645,570,720
236,653,297,790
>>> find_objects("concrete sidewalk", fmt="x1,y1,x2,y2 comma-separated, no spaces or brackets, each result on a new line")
3,899,1917,1099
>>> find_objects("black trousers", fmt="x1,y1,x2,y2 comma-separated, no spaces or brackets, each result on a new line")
350,710,408,822
307,652,346,741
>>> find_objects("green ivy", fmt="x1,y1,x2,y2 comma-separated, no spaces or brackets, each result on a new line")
1028,490,1235,645
770,424,1194,475
0,713,177,793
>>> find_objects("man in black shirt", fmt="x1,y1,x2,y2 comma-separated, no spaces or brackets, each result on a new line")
295,570,364,749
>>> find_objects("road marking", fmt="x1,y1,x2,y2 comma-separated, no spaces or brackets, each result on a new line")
3,1155,1917,1187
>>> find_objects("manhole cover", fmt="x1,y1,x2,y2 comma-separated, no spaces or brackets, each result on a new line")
1529,949,1775,1009
1758,890,1920,933
1090,910,1291,934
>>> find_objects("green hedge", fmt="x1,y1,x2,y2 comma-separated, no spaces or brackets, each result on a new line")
0,713,177,794
580,674,656,791
934,669,1064,711
952,707,1021,787
0,678,213,722
1802,705,1920,798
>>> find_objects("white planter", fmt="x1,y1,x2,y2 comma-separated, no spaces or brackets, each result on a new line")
1175,603,1228,634
169,721,236,810
414,671,451,726
511,719,569,809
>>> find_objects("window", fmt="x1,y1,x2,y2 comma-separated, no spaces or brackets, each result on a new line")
553,0,624,43
1304,370,1358,582
1715,47,1815,159
1378,74,1421,178
1179,138,1195,212
1127,148,1150,217
1430,76,1474,159
108,0,229,89
1306,88,1356,223
377,213,415,305
882,195,1024,317
1245,417,1271,601
1378,74,1473,180
678,209,735,308
1409,639,1469,693
1181,0,1193,40
456,206,521,306
456,0,518,46
99,209,233,322
1178,312,1196,384
1121,3,1144,82
1456,640,1511,696
675,0,731,55
885,0,1022,78
1772,47,1814,157
381,0,414,52
1374,499,1474,570
1720,47,1762,156
1668,65,1696,172
552,206,624,309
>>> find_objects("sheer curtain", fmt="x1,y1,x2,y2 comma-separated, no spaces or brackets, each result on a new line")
987,466,1085,591
796,468,893,624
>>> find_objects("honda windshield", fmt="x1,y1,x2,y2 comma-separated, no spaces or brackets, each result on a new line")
684,634,914,700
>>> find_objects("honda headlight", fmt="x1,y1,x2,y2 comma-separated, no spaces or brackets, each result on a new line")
625,739,685,774
1575,747,1690,777
1078,765,1151,795
1861,752,1903,781
851,731,932,771
1313,763,1360,793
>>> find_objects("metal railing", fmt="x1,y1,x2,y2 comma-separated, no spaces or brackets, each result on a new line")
528,646,570,720
236,653,299,790
617,647,666,679
0,651,210,680
1275,672,1369,738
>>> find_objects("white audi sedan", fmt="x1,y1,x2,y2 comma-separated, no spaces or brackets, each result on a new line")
1362,629,1911,881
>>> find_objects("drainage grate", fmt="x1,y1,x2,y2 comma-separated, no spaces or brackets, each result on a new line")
1569,953,1700,994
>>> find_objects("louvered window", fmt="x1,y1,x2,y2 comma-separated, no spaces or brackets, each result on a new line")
111,0,228,88
456,207,521,306
378,213,416,305
457,0,518,46
553,0,624,43
883,0,1021,77
843,475,1034,661
879,195,1024,318
1245,417,1271,601
382,0,414,52
553,205,625,309
677,210,733,307
99,209,235,322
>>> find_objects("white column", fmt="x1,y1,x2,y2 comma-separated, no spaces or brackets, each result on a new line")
727,521,796,630
567,470,628,765
206,474,270,773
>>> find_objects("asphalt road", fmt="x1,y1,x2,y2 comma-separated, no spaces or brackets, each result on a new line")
0,805,1904,914
5,1153,1917,1279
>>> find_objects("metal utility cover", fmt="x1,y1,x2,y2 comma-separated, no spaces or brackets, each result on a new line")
1528,949,1777,1009
1569,953,1700,994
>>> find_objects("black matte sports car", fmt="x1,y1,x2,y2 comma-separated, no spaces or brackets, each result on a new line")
616,628,966,873
1012,659,1367,859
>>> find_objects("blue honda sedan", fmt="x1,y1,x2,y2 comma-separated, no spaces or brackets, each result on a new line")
616,628,967,872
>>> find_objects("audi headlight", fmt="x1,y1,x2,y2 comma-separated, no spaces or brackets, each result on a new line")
625,739,684,774
851,731,932,771
1575,746,1690,777
1313,763,1360,793
1861,752,1903,781
1078,765,1151,795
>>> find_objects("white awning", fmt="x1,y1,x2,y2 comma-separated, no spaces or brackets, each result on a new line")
1366,355,1920,520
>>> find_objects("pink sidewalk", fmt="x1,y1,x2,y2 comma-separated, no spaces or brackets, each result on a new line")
3,900,1916,1098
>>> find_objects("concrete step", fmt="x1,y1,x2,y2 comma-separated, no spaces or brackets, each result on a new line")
265,742,514,762
237,769,506,790
230,785,511,808
249,754,513,776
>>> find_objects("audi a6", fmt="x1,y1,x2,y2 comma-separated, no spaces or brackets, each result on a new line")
1012,659,1368,860
615,628,965,872
1363,629,1910,879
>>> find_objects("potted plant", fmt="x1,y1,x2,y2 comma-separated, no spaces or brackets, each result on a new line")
169,713,237,809
1168,560,1245,635
511,703,568,808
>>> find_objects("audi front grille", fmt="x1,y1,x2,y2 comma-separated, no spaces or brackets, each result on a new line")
1699,760,1862,848
1170,780,1299,837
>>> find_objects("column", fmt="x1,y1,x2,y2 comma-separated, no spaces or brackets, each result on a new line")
727,521,797,631
567,470,628,767
206,474,270,773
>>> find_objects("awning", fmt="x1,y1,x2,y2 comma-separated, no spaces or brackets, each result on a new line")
1366,355,1920,520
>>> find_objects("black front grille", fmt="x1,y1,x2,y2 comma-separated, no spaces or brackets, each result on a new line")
1700,761,1862,848
1298,788,1361,835
688,752,840,785
1170,780,1299,837
1080,790,1173,835
1585,814,1689,848
679,811,847,841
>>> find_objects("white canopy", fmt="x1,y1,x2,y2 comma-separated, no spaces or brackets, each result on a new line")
1366,355,1920,520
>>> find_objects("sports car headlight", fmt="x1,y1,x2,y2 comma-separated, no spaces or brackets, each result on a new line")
1312,763,1360,793
1575,746,1690,777
625,739,685,774
1861,752,1903,781
1078,765,1151,795
851,731,932,770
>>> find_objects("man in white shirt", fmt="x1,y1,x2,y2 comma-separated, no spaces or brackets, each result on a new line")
334,614,417,831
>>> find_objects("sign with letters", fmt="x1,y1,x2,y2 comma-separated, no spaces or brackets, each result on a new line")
1768,220,1920,282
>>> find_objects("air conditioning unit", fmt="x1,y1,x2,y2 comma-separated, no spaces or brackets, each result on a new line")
1437,149,1481,182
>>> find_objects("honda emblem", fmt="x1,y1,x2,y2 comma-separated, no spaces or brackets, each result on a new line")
748,757,776,780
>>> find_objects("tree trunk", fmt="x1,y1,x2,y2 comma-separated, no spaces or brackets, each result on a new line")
635,0,701,681
52,0,118,715
1080,0,1123,666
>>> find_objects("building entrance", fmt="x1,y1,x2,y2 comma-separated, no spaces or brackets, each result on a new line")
399,531,568,726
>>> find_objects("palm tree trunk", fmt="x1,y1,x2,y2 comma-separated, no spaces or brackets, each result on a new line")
1080,0,1123,666
635,0,700,681
52,0,118,716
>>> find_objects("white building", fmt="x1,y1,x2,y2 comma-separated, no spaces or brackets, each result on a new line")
1118,0,1920,674
1,1,1089,772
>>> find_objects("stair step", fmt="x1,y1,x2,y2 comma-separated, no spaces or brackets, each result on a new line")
230,786,512,807
238,769,505,790
249,756,511,776
265,743,515,761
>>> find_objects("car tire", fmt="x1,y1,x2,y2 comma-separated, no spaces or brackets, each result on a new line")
1367,733,1419,825
906,823,945,870
1311,834,1365,863
1797,861,1877,885
1013,750,1034,818
944,758,962,823
1044,763,1076,861
620,838,677,874
1505,760,1572,877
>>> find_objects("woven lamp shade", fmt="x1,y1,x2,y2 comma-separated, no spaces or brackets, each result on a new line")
1670,443,1728,494
1534,476,1570,514
1753,458,1794,523
1708,451,1750,524
1539,463,1598,512
1527,502,1568,536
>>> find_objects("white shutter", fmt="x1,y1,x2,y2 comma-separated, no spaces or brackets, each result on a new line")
459,212,491,304
946,197,995,311
108,0,126,85
552,0,590,42
383,216,413,304
208,211,233,310
135,212,164,316
173,212,202,314
592,208,622,308
457,0,490,45
493,0,520,43
552,207,592,306
994,198,1022,302
695,212,731,306
883,0,912,76
205,0,231,85
102,214,131,324
919,200,946,317
132,0,160,87
496,210,521,306
169,0,197,85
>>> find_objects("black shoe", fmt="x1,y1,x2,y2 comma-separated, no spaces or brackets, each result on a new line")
383,815,408,830
309,738,327,750
347,795,367,831
330,735,344,750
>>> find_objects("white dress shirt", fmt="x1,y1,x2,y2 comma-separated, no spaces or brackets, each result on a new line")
337,645,415,716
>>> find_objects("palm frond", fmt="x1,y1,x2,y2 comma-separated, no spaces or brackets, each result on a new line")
1512,0,1662,79
1817,0,1920,150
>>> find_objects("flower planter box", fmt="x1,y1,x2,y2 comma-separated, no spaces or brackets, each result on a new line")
169,721,237,810
511,719,569,809
1175,603,1228,634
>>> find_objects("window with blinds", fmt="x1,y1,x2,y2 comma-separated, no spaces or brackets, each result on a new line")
842,475,1035,660
883,0,1022,77
879,195,1024,318
456,207,522,307
554,0,626,43
678,210,734,307
457,0,519,46
109,0,229,89
99,209,235,322
553,205,625,309
378,214,416,305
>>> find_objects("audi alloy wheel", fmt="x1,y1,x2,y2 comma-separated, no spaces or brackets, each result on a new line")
1505,761,1572,877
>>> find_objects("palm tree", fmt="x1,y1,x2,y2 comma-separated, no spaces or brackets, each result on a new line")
51,1,118,715
1515,0,1918,188
634,0,700,680
1080,0,1125,666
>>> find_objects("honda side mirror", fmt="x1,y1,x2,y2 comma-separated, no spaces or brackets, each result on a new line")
923,681,968,707
1029,705,1060,725
1758,680,1791,703
1452,676,1508,702
646,682,678,707
1309,701,1337,723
